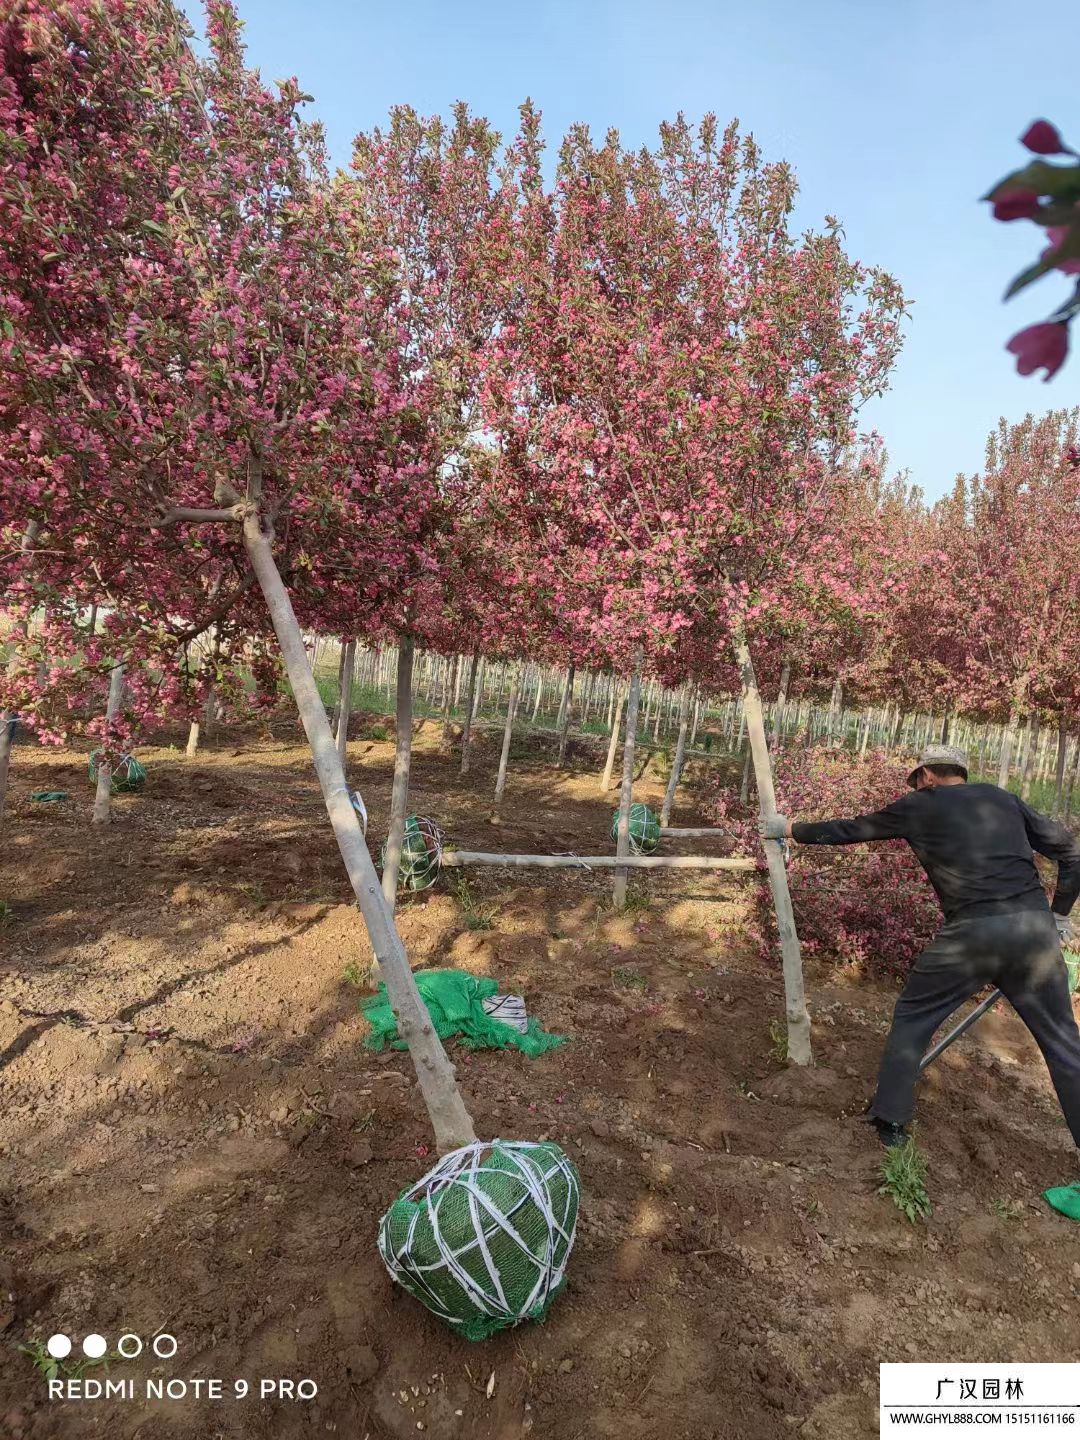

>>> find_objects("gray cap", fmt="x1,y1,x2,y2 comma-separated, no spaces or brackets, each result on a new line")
907,744,970,785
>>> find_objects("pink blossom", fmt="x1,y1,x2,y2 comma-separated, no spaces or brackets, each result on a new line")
1006,322,1069,381
1020,120,1067,156
991,189,1040,222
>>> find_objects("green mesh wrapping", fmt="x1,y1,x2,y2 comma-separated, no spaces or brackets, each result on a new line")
1065,948,1079,994
1044,1183,1080,1223
610,802,660,855
88,752,146,794
378,1140,580,1340
361,969,564,1058
381,815,443,892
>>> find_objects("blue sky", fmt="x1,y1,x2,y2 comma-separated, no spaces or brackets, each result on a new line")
201,0,1076,499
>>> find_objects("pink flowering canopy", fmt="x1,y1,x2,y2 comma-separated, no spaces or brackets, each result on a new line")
481,112,905,682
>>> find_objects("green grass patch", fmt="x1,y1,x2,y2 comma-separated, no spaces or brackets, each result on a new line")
878,1138,932,1224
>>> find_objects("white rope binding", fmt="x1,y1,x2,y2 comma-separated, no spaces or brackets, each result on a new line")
378,1140,580,1330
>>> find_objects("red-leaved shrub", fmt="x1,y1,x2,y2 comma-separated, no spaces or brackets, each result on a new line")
710,745,941,984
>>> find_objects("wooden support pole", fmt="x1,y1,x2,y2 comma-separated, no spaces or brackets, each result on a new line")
442,851,758,871
732,628,812,1066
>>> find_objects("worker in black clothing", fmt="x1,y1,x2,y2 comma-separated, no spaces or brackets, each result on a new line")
761,745,1080,1150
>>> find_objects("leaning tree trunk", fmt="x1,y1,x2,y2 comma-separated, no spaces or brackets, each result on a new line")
382,636,415,910
92,663,126,826
493,664,522,814
460,651,480,776
732,629,812,1066
242,516,474,1151
660,686,691,828
185,721,200,758
335,638,356,764
600,690,625,792
613,668,643,908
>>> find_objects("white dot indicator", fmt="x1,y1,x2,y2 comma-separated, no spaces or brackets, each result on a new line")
47,1334,71,1359
82,1334,107,1359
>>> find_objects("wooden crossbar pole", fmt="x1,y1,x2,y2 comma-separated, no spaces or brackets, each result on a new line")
441,851,758,871
659,827,729,838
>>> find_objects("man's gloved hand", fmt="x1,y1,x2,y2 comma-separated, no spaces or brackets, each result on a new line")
1054,914,1075,946
759,814,791,841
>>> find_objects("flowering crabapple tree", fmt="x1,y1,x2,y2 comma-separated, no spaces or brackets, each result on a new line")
0,0,475,1149
344,105,517,903
482,112,905,1062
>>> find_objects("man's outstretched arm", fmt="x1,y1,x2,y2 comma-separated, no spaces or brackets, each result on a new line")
1017,799,1080,916
762,799,911,845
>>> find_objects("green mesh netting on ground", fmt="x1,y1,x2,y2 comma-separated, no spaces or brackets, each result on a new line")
378,1139,580,1340
1065,948,1079,994
609,802,660,855
88,752,146,794
380,815,443,892
1044,1183,1080,1223
361,969,564,1058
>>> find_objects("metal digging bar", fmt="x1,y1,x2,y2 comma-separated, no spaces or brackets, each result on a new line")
918,990,1002,1072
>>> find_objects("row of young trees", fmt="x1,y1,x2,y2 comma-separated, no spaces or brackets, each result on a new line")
8,1,1074,1147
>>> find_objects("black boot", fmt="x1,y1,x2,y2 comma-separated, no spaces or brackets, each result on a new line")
871,1116,909,1149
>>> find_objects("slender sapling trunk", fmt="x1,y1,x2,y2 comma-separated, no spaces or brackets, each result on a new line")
382,636,415,909
613,668,642,908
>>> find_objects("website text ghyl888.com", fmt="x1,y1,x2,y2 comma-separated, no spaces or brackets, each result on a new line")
887,1415,1077,1426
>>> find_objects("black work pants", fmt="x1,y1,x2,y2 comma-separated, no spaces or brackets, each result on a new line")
870,908,1080,1146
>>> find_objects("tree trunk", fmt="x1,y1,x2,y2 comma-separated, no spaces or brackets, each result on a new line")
556,664,576,768
827,677,842,742
331,641,347,730
1053,714,1069,817
600,691,624,792
382,637,415,910
613,669,642,908
335,639,356,763
530,667,544,725
1019,711,1040,801
87,604,97,636
0,714,15,829
242,518,474,1150
460,651,480,775
660,687,691,828
997,705,1022,788
732,630,812,1066
690,692,703,749
442,655,460,745
555,664,573,733
771,661,791,752
493,665,522,812
186,721,200,758
0,521,40,825
1067,737,1080,821
92,663,126,825
739,747,752,805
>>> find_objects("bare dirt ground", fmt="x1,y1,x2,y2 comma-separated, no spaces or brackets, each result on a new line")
1,714,1078,1440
